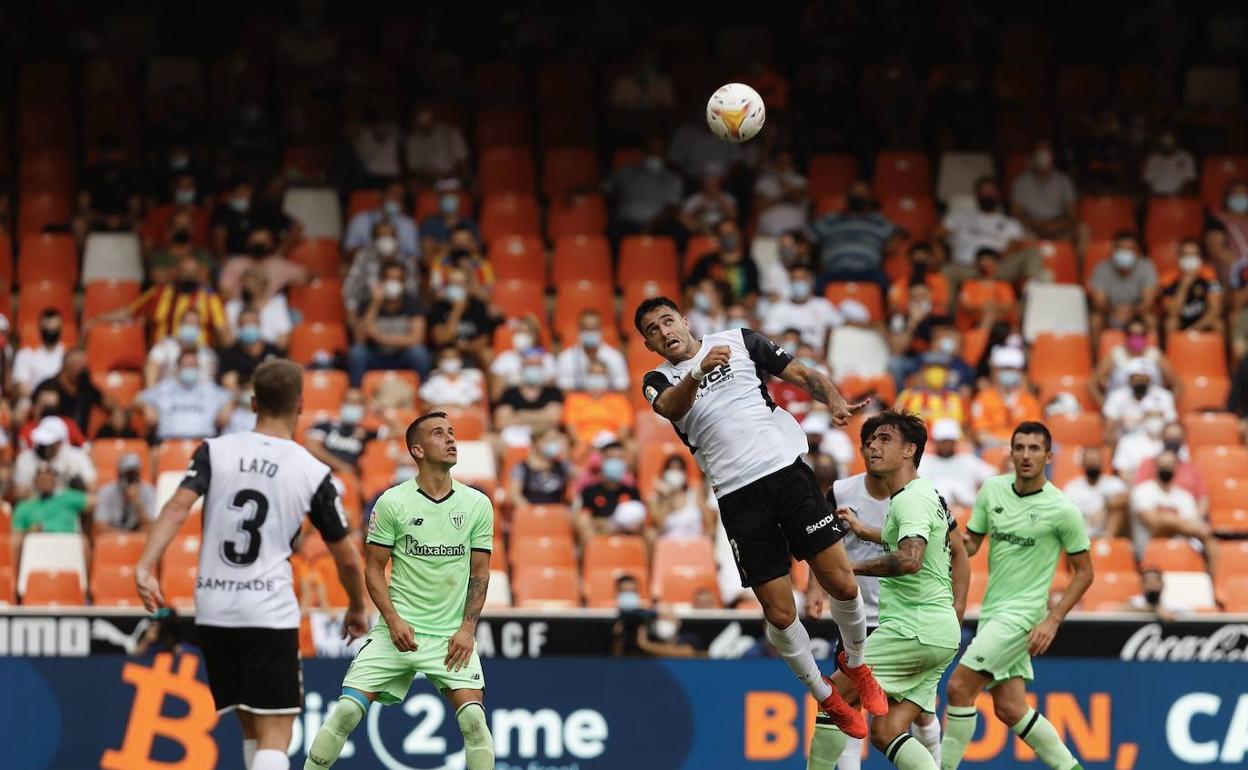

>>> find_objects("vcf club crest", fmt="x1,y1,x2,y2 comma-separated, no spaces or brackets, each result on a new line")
449,510,466,530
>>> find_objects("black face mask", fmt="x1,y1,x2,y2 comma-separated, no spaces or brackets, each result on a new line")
846,194,869,213
240,288,255,303
175,279,199,294
121,471,140,485
977,196,999,212
1163,439,1183,453
248,243,269,258
171,229,192,245
1144,589,1162,606
35,444,56,460
1131,383,1149,399
912,263,928,283
449,248,473,262
40,328,61,346
1157,468,1176,483
1084,467,1102,484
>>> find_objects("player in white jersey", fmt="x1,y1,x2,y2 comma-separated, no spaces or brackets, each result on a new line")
136,360,368,770
634,296,884,736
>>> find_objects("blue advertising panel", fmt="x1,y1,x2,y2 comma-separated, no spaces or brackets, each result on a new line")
1,655,1245,769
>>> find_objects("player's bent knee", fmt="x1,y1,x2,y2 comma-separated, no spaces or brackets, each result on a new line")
992,698,1027,726
761,602,796,629
456,701,495,770
946,670,979,706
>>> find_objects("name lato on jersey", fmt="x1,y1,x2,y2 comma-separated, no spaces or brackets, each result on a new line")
237,457,279,477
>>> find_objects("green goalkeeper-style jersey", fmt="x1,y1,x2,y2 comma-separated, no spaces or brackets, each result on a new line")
970,474,1090,627
878,477,961,649
366,479,494,636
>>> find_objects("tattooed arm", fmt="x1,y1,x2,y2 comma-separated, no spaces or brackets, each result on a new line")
445,550,491,672
777,357,868,427
852,536,927,577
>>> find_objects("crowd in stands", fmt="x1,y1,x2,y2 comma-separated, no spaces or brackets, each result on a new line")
1,3,1248,632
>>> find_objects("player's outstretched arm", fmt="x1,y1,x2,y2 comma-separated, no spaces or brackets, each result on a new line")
852,535,926,577
134,487,199,612
777,358,868,427
365,543,418,652
949,528,971,623
646,345,731,421
325,537,369,641
1029,550,1094,656
445,550,490,672
837,506,883,544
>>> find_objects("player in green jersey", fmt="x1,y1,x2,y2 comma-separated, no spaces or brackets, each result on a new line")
812,411,961,770
939,421,1094,770
304,412,496,770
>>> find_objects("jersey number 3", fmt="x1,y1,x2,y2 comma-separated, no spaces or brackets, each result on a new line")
223,489,270,566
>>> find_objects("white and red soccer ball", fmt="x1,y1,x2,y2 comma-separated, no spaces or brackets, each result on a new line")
706,82,766,143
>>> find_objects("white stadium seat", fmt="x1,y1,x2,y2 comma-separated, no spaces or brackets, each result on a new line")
83,232,144,283
485,570,512,608
937,151,996,204
827,326,890,378
17,533,87,595
283,187,343,239
450,441,497,488
1022,283,1089,342
1162,571,1217,611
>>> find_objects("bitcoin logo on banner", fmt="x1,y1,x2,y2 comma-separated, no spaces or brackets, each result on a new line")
101,652,219,770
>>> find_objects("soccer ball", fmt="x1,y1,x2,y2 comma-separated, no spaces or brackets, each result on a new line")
706,83,766,143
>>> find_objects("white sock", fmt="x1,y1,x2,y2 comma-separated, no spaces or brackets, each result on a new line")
243,738,258,769
252,748,290,770
829,595,867,667
766,619,833,702
912,717,942,762
837,736,863,770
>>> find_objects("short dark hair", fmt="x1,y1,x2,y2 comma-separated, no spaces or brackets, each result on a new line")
1011,421,1053,452
252,359,303,417
380,259,405,275
860,410,928,466
1113,230,1139,244
601,441,625,454
615,573,638,590
39,308,61,322
406,411,449,448
975,246,1000,260
633,296,681,334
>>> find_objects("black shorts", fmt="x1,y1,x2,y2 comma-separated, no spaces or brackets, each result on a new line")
198,625,302,715
718,458,847,588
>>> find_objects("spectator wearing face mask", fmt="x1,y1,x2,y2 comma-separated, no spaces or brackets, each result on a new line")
349,105,403,184
895,356,968,431
753,148,810,237
404,108,470,185
494,350,565,445
563,360,634,446
1231,352,1248,435
1217,183,1248,300
145,207,214,284
1089,232,1158,337
956,247,1017,330
1159,239,1224,334
143,308,219,387
917,418,996,508
428,267,501,364
209,176,293,257
343,180,420,259
489,316,556,400
419,178,480,256
217,226,310,301
1222,220,1248,360
1128,449,1216,569
12,310,66,400
223,266,294,350
888,242,951,316
577,443,644,545
13,462,94,557
679,164,738,234
12,417,96,500
137,350,235,441
218,307,283,389
305,388,379,475
32,350,104,436
1010,139,1078,241
888,282,951,385
648,455,713,539
18,389,85,448
1121,568,1192,622
1090,316,1179,406
971,346,1041,447
938,177,1042,292
1141,130,1197,196
93,453,157,533
348,260,433,385
343,219,422,322
93,255,231,345
426,225,494,300
762,264,844,357
687,220,760,306
810,179,903,292
1103,357,1178,443
1133,422,1209,515
684,278,729,339
1112,405,1172,480
555,309,629,392
509,428,572,507
1063,448,1129,539
605,134,684,242
420,349,485,408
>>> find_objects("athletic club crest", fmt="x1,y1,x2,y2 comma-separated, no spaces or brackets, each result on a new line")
449,510,466,530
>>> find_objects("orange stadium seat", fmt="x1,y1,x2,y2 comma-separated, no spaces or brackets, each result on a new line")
584,567,649,608
90,564,143,608
479,147,536,195
1088,538,1136,573
289,323,348,364
91,439,152,485
543,147,599,198
439,405,489,440
1082,239,1113,285
1144,197,1204,247
1034,241,1079,284
20,147,74,190
553,281,616,342
1141,539,1206,572
18,193,73,241
512,567,580,608
1212,506,1248,535
475,105,531,151
1029,333,1092,379
551,235,612,283
807,154,858,199
880,195,936,238
510,535,576,569
1182,412,1242,447
638,441,700,498
346,189,383,219
303,370,349,412
1047,412,1104,448
512,505,574,539
314,557,352,608
481,193,541,241
91,371,141,410
684,234,720,275
23,570,85,606
1078,197,1136,240
83,279,140,321
1200,155,1248,211
824,282,884,321
1194,446,1248,481
1168,331,1227,379
651,536,716,603
815,194,847,216
584,535,648,574
18,280,74,325
1208,477,1248,512
618,235,679,285
93,532,147,571
414,188,472,221
161,565,197,610
1217,541,1248,576
86,322,146,373
1178,376,1230,413
362,370,421,401
161,534,201,574
0,232,11,284
611,148,644,170
967,570,988,611
547,193,607,238
0,567,13,606
1034,375,1095,412
289,279,346,325
156,440,201,475
1148,241,1180,275
1218,575,1248,613
488,235,546,282
873,151,931,198
1080,570,1141,611
491,279,547,320
289,238,341,277
622,280,679,327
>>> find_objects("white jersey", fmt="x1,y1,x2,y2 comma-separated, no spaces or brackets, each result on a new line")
643,328,808,497
181,431,349,628
828,474,889,625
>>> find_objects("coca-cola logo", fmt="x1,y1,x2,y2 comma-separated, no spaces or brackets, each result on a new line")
1119,623,1248,661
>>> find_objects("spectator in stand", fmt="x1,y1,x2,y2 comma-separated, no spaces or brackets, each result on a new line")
1089,232,1159,337
305,389,377,475
971,345,1041,447
218,308,282,389
1134,422,1209,517
1120,568,1192,621
767,340,817,421
887,282,951,385
343,219,421,324
420,348,485,409
956,247,1016,330
1159,239,1224,334
79,134,141,233
508,427,572,507
687,220,760,306
685,278,729,339
223,266,293,349
938,176,1042,291
1090,315,1179,406
888,242,951,316
343,180,420,260
12,310,66,400
427,267,500,365
576,442,644,544
563,360,634,446
349,105,402,184
493,349,565,446
917,418,996,508
1113,403,1171,480
669,101,756,182
138,349,234,441
33,350,103,436
94,255,231,345
1103,357,1178,443
679,164,738,234
93,453,156,533
648,455,713,538
1010,138,1078,241
1231,352,1248,439
347,260,433,385
810,179,902,291
1224,221,1248,359
12,417,96,499
1128,449,1216,570
419,178,480,257
605,134,683,242
753,147,810,237
12,463,93,555
426,225,494,300
490,316,555,400
1141,129,1197,196
145,207,214,284
19,389,85,448
143,308,218,387
217,226,309,301
404,107,470,184
895,354,968,430
1063,447,1128,539
556,309,629,392
762,264,843,356
209,176,293,257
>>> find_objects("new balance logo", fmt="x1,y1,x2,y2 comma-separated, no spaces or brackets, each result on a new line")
806,511,837,534
410,518,424,526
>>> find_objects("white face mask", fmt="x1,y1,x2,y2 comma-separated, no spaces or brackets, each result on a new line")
662,468,687,488
936,337,958,355
511,331,534,351
1179,255,1202,273
650,618,678,641
375,235,398,256
382,279,404,299
1112,248,1137,270
440,358,462,375
585,373,609,392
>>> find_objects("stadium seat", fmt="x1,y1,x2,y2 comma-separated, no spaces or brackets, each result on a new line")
479,147,536,195
346,190,383,219
23,569,85,606
1144,197,1205,248
1211,506,1248,535
1047,412,1104,448
303,370,349,412
1216,541,1248,577
1208,477,1248,513
1021,284,1089,341
512,505,574,539
1178,376,1231,413
936,152,995,204
1194,446,1248,481
18,279,74,326
20,147,74,190
651,536,716,603
1141,539,1206,572
475,105,532,150
1168,331,1227,379
161,564,197,610
1034,240,1079,284
155,440,201,476
93,532,147,572
86,322,146,373
622,280,679,330
553,281,616,342
618,236,679,285
283,187,343,240
18,233,77,286
289,279,346,325
488,235,547,283
543,147,599,198
1082,239,1114,285
827,326,890,378
1055,65,1113,111
1089,538,1136,573
161,534,201,576
438,405,490,440
289,323,348,364
491,279,546,320
1218,574,1248,613
837,374,897,405
1029,333,1092,379
1080,570,1142,611
448,441,498,493
1200,154,1248,211
289,238,341,277
879,195,936,238
17,192,72,241
83,279,141,322
415,187,472,221
584,535,648,575
547,193,607,238
362,370,421,402
552,236,612,283
584,567,649,609
480,193,542,241
17,533,87,595
512,566,580,608
82,232,144,283
91,439,152,485
873,151,931,198
0,566,14,606
1182,412,1242,448
485,570,512,608
611,148,644,170
1182,66,1240,109
313,557,352,608
638,441,700,498
967,570,988,610
815,194,846,216
684,234,721,275
807,154,858,199
1034,375,1095,412
91,564,143,608
824,282,884,321
1078,197,1136,240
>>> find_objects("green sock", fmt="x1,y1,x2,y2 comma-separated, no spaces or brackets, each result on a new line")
885,733,938,769
305,697,366,769
808,723,849,769
939,705,978,770
1010,708,1079,770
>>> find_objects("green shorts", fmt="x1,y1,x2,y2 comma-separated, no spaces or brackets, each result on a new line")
863,624,958,713
342,624,484,705
962,616,1033,688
